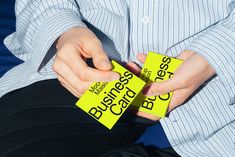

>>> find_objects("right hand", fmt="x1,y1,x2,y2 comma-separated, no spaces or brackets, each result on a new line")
53,27,120,98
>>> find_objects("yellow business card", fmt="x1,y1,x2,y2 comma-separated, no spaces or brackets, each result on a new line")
132,52,183,117
76,61,146,129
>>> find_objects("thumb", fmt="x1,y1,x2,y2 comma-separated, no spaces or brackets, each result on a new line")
125,62,141,76
177,50,195,61
143,77,181,96
137,53,147,64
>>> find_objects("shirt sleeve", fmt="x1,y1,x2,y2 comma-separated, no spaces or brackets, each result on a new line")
186,7,235,104
15,0,86,72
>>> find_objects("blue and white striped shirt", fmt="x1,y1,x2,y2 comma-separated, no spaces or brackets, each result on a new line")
1,0,235,156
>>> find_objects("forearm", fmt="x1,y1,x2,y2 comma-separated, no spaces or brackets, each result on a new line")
186,7,235,104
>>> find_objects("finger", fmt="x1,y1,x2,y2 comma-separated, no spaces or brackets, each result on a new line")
56,49,119,82
81,67,120,82
56,46,88,71
61,81,83,98
136,53,147,63
167,87,193,112
142,77,182,96
57,75,83,98
59,73,91,97
125,62,141,76
177,50,195,61
82,39,112,71
168,94,183,112
136,111,161,121
53,59,92,94
57,74,81,97
129,107,161,121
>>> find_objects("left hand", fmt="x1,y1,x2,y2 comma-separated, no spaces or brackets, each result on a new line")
127,50,216,121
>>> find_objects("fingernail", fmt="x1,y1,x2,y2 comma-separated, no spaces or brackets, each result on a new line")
100,60,111,68
110,73,120,81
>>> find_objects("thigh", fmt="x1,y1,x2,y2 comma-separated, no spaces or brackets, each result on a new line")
0,79,147,157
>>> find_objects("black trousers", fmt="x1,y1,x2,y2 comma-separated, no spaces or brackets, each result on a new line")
0,79,180,157
102,145,181,157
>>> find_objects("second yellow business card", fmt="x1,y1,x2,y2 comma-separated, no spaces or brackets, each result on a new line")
132,52,183,117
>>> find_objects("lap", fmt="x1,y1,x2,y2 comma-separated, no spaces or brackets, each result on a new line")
0,79,147,157
102,145,180,157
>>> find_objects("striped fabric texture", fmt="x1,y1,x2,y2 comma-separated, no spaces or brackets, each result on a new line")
1,0,235,156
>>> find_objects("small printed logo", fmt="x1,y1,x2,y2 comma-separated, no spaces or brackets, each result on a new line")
89,82,108,95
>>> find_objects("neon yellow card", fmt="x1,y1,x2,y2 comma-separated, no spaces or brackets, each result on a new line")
132,52,183,117
76,61,146,129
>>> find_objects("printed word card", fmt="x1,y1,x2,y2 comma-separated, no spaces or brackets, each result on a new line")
76,61,146,129
132,52,183,117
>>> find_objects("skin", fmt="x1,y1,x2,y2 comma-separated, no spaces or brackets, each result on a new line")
53,27,120,97
131,51,215,120
53,27,215,120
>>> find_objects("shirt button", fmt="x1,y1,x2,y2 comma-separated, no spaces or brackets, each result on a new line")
141,16,150,24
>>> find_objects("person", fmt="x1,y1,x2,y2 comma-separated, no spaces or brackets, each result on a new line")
0,0,234,157
0,1,176,157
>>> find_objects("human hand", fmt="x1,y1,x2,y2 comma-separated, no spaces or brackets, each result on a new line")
129,51,215,121
52,27,120,97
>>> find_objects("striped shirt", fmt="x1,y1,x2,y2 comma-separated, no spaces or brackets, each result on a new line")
1,0,235,156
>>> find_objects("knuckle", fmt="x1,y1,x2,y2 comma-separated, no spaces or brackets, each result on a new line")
60,43,76,51
90,38,102,45
57,76,64,83
152,83,161,92
52,62,59,72
77,93,83,98
76,86,86,94
60,82,66,88
156,85,164,93
56,49,67,59
83,38,101,51
57,75,62,81
149,86,158,95
59,81,68,90
57,44,77,57
179,78,189,87
77,71,87,80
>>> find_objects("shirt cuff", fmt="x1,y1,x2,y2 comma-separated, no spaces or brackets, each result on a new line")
186,25,235,100
31,11,87,72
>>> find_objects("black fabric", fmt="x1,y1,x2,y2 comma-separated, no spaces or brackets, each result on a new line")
102,145,181,157
0,79,147,157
